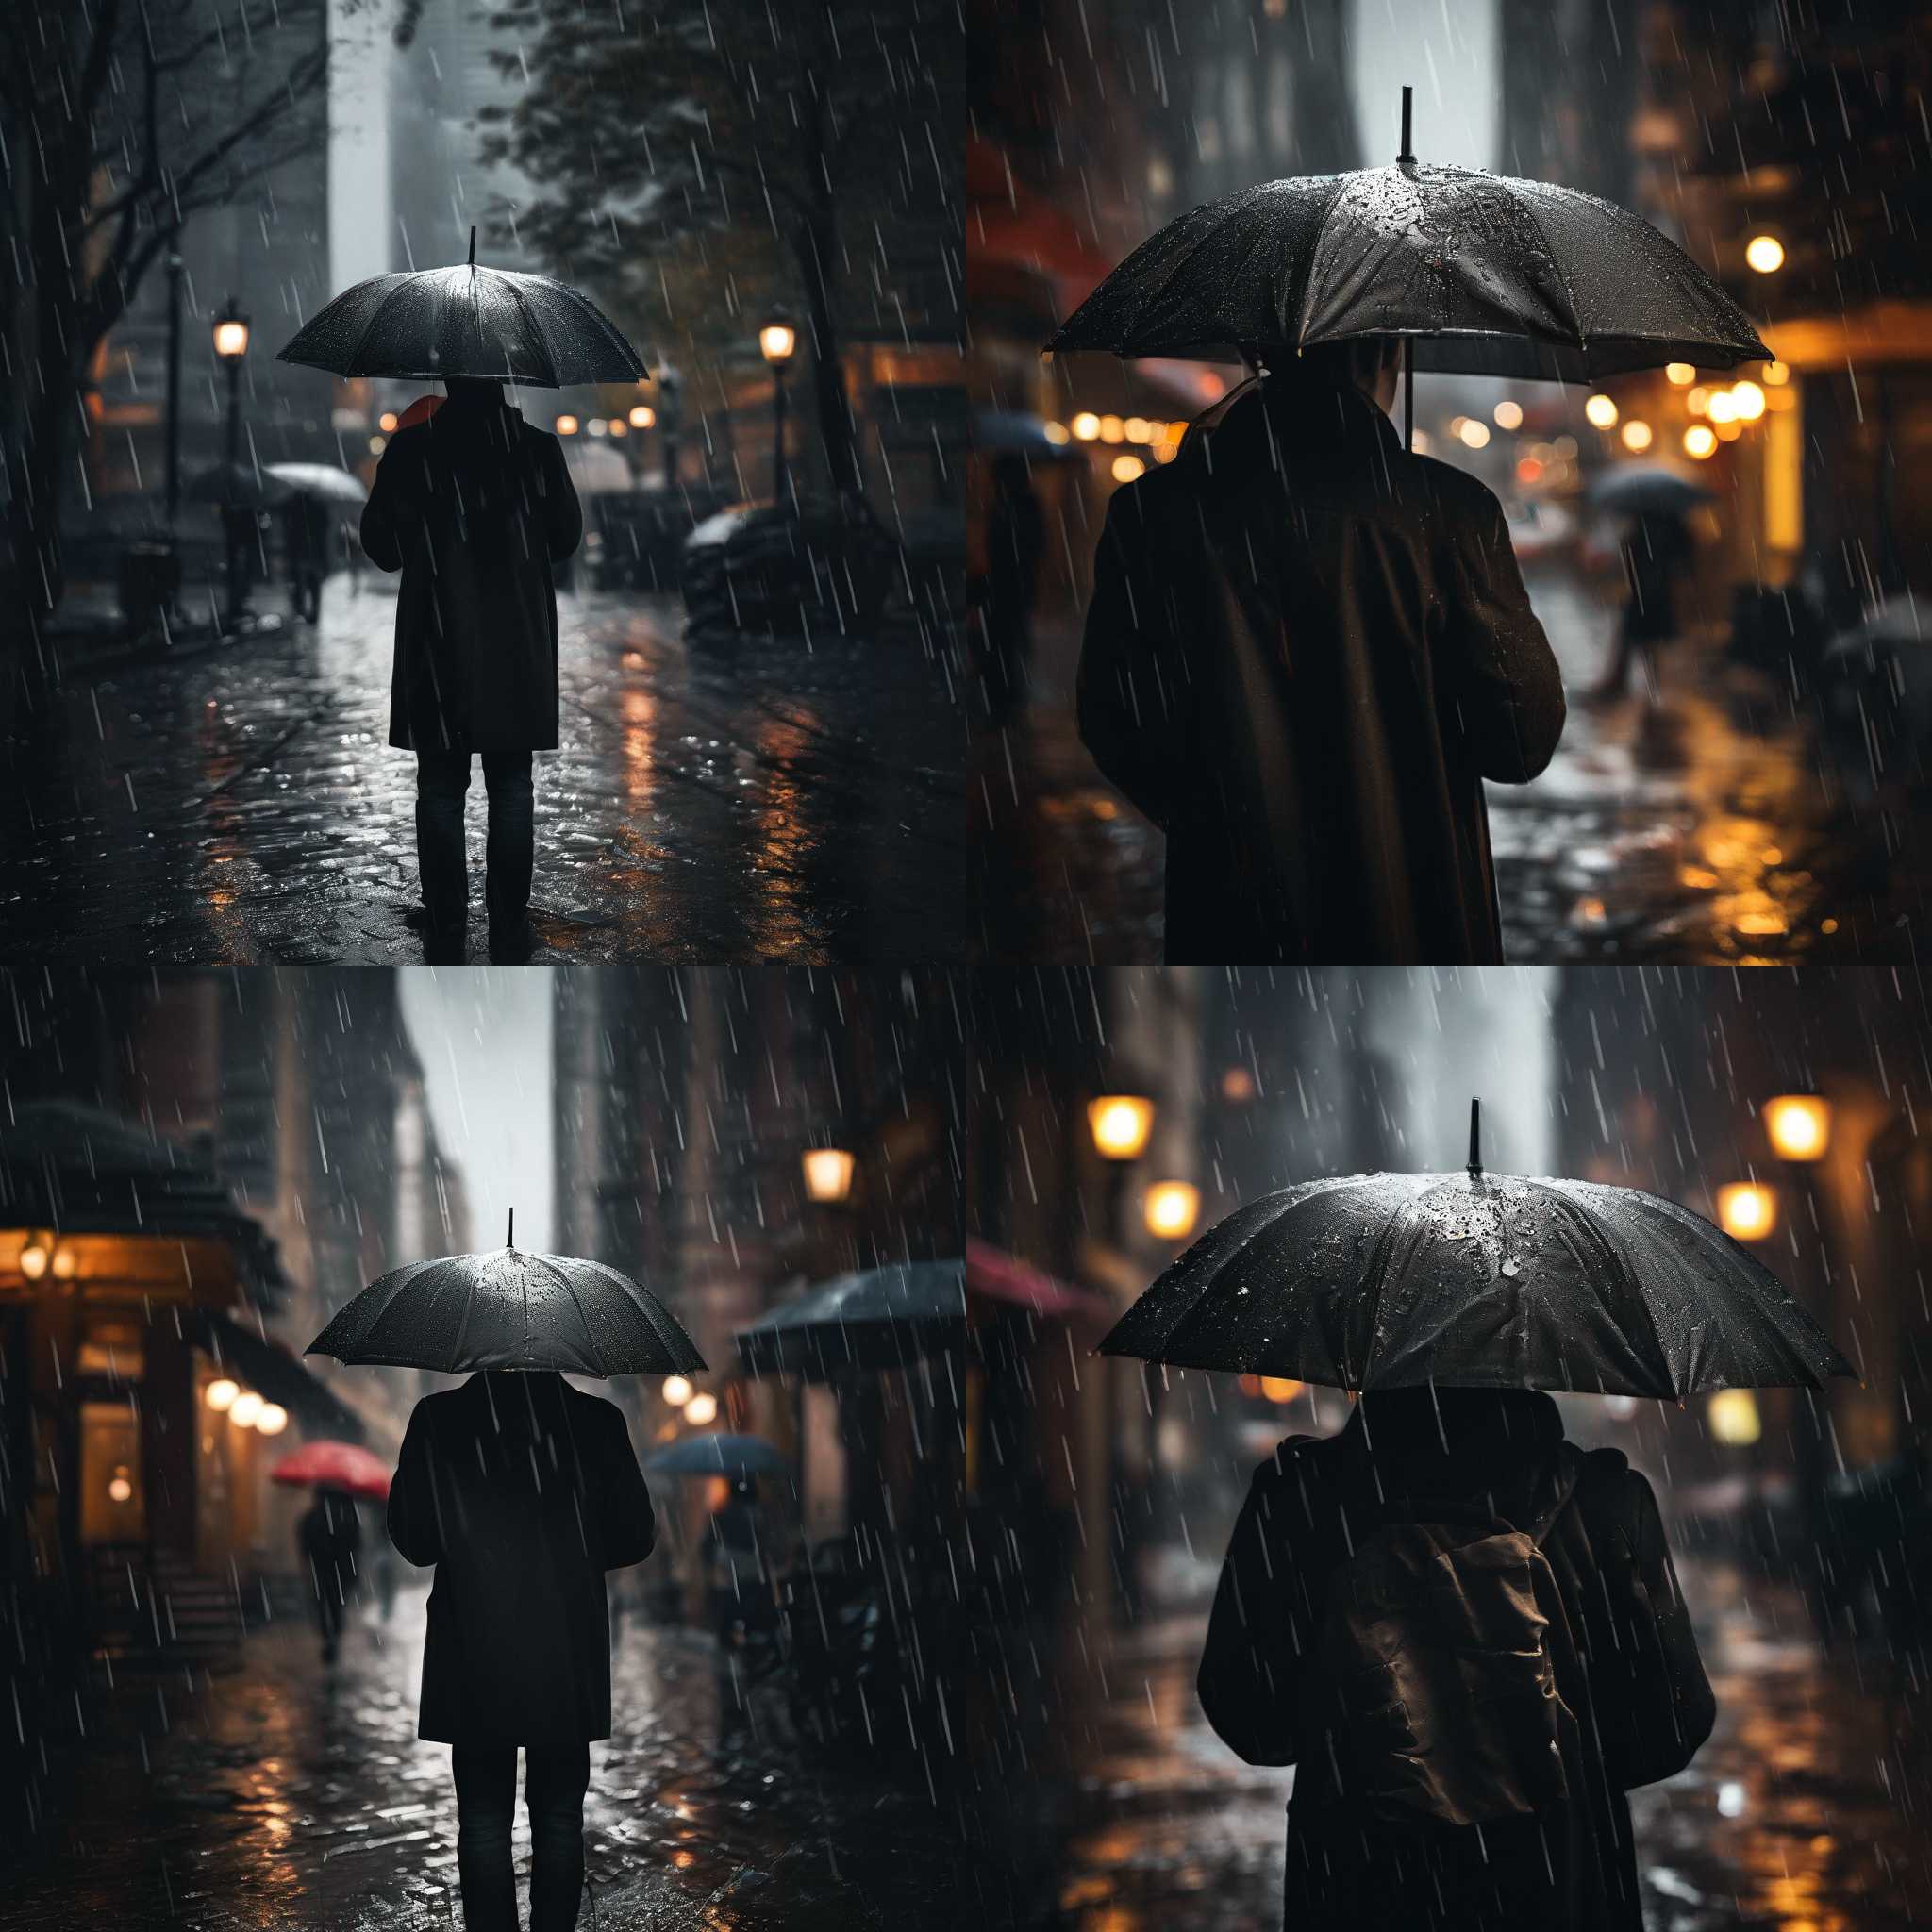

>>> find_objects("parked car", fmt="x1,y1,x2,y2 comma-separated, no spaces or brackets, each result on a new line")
680,496,898,641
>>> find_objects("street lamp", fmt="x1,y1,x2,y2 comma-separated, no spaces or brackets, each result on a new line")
1716,1181,1777,1241
628,405,656,430
254,1403,289,1436
212,299,252,629
1745,234,1785,274
801,1146,856,1204
662,1375,693,1408
1143,1180,1201,1241
1764,1091,1835,1562
684,1391,719,1426
1087,1095,1155,1161
759,317,796,508
1765,1093,1832,1161
205,1378,240,1411
228,1391,263,1428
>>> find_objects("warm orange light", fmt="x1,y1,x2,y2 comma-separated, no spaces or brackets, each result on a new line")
662,1375,693,1408
1071,412,1101,441
1706,389,1738,424
1716,1182,1776,1241
759,323,797,364
1042,421,1071,445
1088,1095,1155,1160
1683,425,1718,459
1765,1094,1832,1162
228,1391,263,1428
1143,1181,1201,1241
555,414,579,436
1098,414,1125,443
1762,360,1790,386
1457,418,1491,449
1110,454,1145,483
1620,420,1654,452
628,405,656,428
1665,362,1696,386
1492,399,1523,430
206,1378,240,1412
606,418,627,437
1729,380,1765,422
1124,417,1151,442
254,1403,289,1436
378,411,400,433
1221,1066,1257,1104
801,1147,856,1204
19,1241,48,1281
1745,235,1785,274
1259,1376,1302,1404
1584,394,1618,429
1708,1388,1761,1443
211,316,251,360
684,1391,719,1426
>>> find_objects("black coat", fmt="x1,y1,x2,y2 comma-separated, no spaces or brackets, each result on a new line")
386,1372,656,1748
360,391,582,754
1077,375,1565,964
1199,1391,1715,1932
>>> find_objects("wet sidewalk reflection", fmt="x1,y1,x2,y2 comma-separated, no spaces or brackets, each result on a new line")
2,581,965,964
1036,1557,1931,1930
4,1583,1017,1929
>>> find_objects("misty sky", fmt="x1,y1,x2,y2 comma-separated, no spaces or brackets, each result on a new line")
1351,0,1500,173
398,968,556,1253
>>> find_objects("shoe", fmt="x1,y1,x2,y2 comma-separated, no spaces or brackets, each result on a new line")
488,918,536,965
406,902,468,961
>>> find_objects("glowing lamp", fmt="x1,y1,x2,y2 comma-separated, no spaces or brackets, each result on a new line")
1683,425,1718,459
1707,1388,1761,1444
555,414,579,436
1098,415,1124,443
1493,399,1523,430
1259,1377,1302,1404
1457,419,1491,449
1745,235,1785,274
662,1375,694,1408
51,1244,76,1279
206,1378,240,1412
1705,389,1737,424
211,306,251,360
1042,422,1071,445
1111,454,1145,483
684,1391,719,1426
228,1391,263,1428
19,1241,49,1281
1665,363,1696,386
628,405,656,429
1620,421,1654,452
758,322,797,365
1087,1095,1155,1161
1729,381,1765,422
1071,413,1101,441
108,1470,134,1505
1221,1067,1257,1103
255,1403,289,1436
801,1147,856,1204
378,411,400,433
1762,361,1790,386
1584,394,1618,429
1143,1181,1201,1241
1765,1094,1832,1162
1716,1182,1776,1241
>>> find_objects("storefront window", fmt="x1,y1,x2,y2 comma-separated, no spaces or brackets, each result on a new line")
77,1318,146,1381
79,1401,145,1544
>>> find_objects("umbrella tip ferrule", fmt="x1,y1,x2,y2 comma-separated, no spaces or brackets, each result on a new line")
507,1207,514,1249
1398,84,1416,165
468,225,477,268
1468,1096,1483,1174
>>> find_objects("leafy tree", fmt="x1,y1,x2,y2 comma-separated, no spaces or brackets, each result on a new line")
479,0,960,501
0,0,361,700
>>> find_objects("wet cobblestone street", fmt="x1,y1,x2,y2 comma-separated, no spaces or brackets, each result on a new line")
974,568,1930,963
3,580,965,963
5,1582,1021,1930
1039,1558,1932,1931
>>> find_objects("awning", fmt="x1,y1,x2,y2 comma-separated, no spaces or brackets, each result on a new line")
966,1240,1112,1324
185,1308,367,1443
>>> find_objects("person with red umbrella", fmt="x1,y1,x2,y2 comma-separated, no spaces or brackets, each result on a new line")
274,1441,391,1663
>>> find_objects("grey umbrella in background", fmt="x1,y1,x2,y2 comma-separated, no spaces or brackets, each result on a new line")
1587,466,1715,517
643,1434,790,1479
277,226,647,389
263,462,369,507
1049,87,1770,446
1101,1100,1856,1398
735,1260,968,1380
185,462,292,508
307,1211,706,1378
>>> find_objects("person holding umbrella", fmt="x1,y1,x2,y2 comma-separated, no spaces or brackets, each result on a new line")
308,1217,705,1932
1054,87,1769,964
295,1484,362,1667
277,229,646,965
1581,470,1710,706
1101,1100,1853,1932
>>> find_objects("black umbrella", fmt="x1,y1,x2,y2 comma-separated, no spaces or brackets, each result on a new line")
307,1213,705,1378
643,1433,789,1479
1049,88,1768,416
1587,465,1716,517
734,1260,967,1381
277,227,647,390
1100,1102,1855,1400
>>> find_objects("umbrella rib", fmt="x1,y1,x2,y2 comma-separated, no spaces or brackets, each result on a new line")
498,274,560,386
1507,185,1592,362
1539,1182,1679,1391
544,1255,606,1374
342,275,430,375
1292,172,1375,351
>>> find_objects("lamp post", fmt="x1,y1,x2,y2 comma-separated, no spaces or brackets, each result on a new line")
164,253,185,531
759,320,796,508
211,298,252,628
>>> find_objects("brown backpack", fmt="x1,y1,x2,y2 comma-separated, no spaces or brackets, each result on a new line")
1307,1447,1581,1827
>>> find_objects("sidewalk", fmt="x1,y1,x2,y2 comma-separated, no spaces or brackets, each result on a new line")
5,1582,1024,1930
974,562,1930,963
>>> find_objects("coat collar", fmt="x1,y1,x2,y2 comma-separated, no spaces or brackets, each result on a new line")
1198,370,1403,467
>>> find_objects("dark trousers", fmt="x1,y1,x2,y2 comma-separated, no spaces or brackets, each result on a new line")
415,751,535,934
452,1740,591,1932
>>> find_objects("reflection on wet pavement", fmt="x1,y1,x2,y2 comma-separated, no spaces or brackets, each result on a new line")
974,566,1927,963
2,581,965,963
5,1582,1016,1930
1037,1558,1931,1932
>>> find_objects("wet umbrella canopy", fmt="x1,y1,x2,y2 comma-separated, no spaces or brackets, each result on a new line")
1048,92,1769,385
735,1260,968,1380
269,1440,392,1500
1102,1102,1856,1398
262,462,368,507
643,1433,789,1479
277,227,647,389
307,1213,706,1377
1587,465,1718,517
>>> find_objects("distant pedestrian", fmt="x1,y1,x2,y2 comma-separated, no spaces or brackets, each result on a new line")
280,492,330,624
388,1371,655,1932
1587,508,1693,705
1200,1387,1716,1931
980,454,1045,726
705,1475,770,1639
297,1486,362,1666
1078,342,1565,964
359,375,582,965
